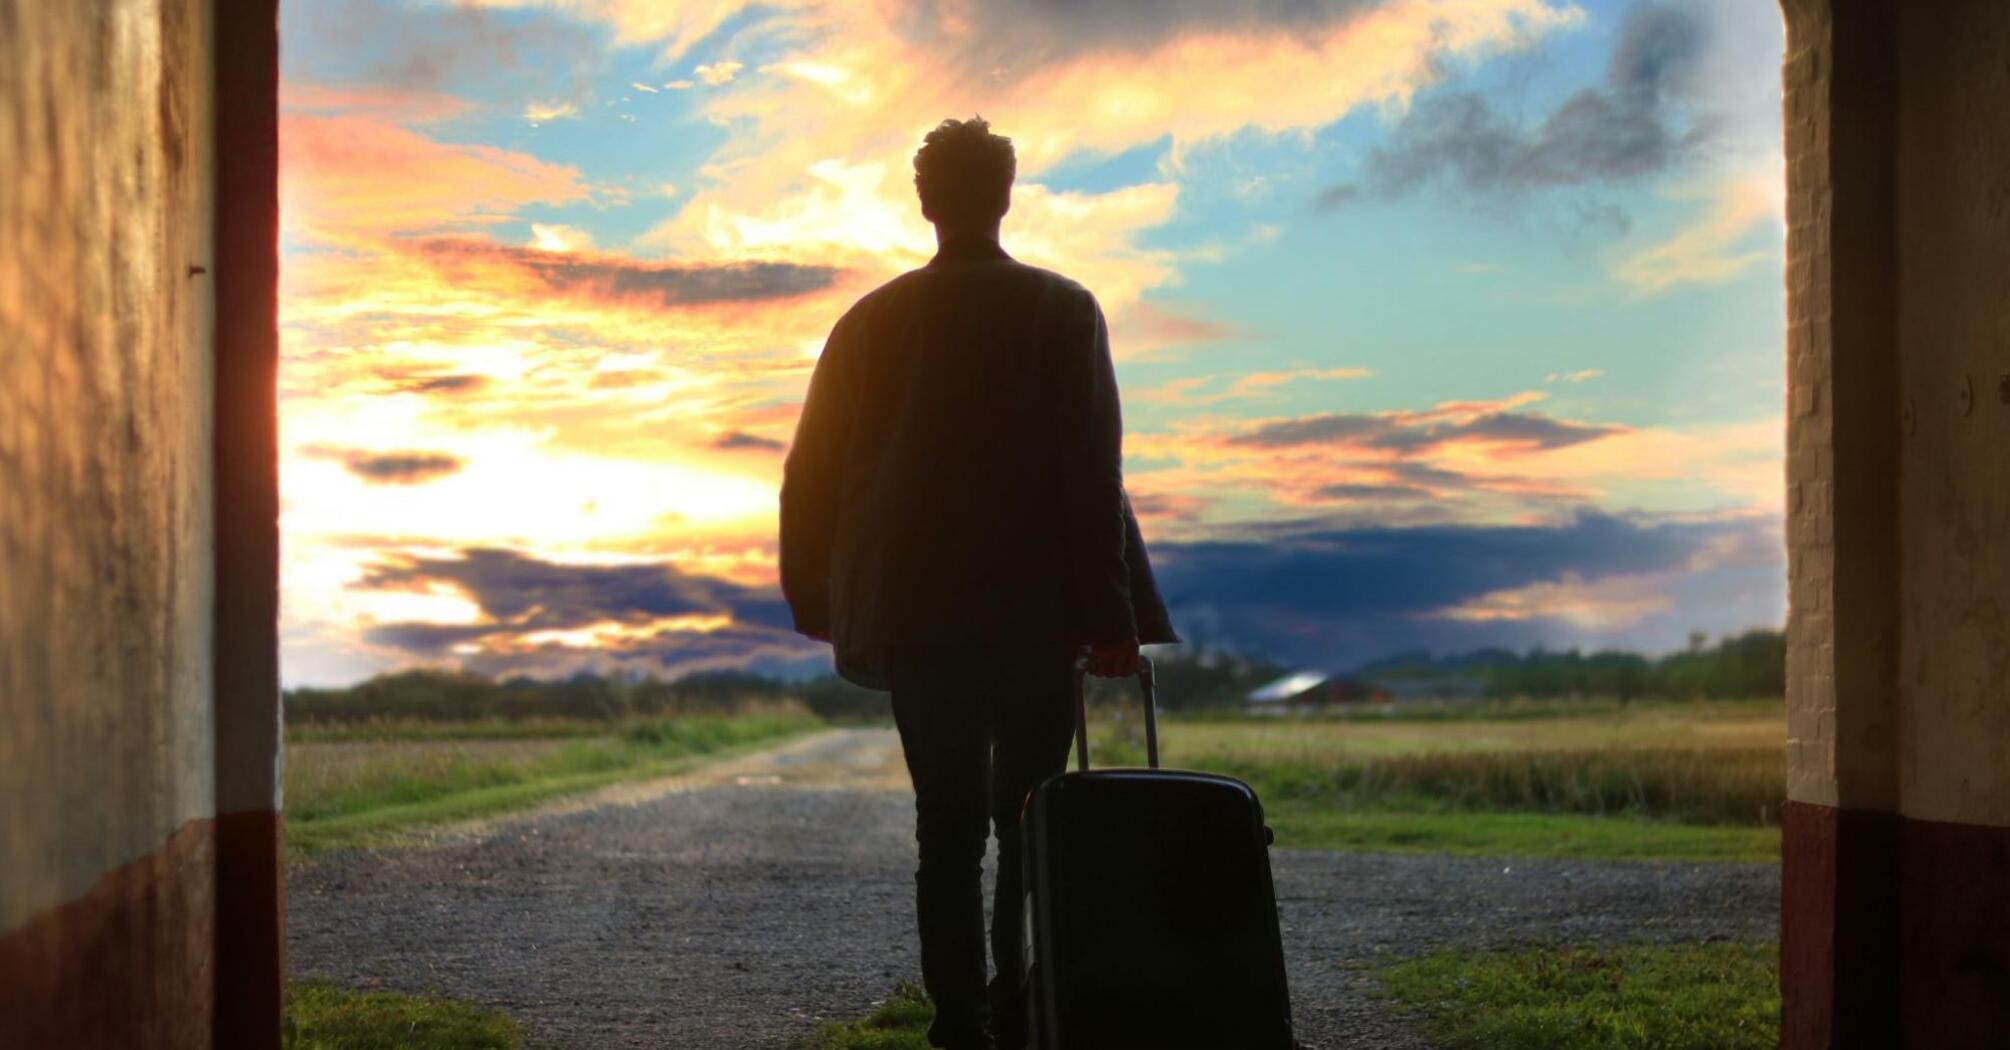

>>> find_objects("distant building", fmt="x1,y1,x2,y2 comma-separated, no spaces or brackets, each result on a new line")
1245,672,1390,713
1364,675,1487,703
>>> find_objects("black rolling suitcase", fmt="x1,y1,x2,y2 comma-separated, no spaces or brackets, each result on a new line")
1020,656,1295,1050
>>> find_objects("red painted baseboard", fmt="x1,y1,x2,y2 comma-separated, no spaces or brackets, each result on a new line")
0,819,217,1049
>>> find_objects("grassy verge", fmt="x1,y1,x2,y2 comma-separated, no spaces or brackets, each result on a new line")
284,981,519,1050
286,714,818,853
1267,803,1779,863
1375,941,1780,1050
288,718,627,744
804,983,933,1050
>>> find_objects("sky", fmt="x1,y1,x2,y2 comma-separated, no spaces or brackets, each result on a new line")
277,0,1789,687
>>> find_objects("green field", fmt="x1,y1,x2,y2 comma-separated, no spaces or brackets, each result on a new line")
285,714,818,853
1088,700,1785,862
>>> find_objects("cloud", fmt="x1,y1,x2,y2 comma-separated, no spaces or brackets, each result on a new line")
694,60,744,86
1121,389,1777,536
411,238,843,309
1148,512,1783,667
1136,367,1374,407
281,81,470,123
351,548,822,679
1611,169,1782,294
303,446,465,485
523,101,580,122
385,373,488,396
282,0,600,100
1546,368,1604,383
712,430,786,452
642,0,1580,318
1322,2,1710,205
1228,408,1618,452
529,224,594,252
281,113,589,243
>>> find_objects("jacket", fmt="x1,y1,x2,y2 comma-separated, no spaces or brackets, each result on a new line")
779,236,1178,688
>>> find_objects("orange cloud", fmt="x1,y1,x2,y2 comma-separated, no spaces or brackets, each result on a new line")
281,112,589,243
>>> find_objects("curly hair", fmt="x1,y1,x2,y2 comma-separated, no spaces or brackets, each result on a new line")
912,116,1016,227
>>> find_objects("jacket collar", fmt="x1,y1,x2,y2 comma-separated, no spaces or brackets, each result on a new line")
928,235,1011,266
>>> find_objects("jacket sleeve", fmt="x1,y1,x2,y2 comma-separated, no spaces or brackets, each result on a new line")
1055,288,1138,645
780,313,854,638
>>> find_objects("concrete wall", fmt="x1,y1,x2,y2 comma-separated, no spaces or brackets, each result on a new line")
1,0,216,969
0,1,283,1046
1782,1,2010,1046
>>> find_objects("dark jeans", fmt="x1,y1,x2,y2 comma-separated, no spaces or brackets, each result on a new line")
889,643,1079,1050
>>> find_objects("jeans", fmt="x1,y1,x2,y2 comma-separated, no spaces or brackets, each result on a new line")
889,643,1079,1050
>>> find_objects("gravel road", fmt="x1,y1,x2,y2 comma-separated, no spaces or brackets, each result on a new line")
288,728,1780,1049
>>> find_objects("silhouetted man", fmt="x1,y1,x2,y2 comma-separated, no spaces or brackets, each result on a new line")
780,117,1177,1050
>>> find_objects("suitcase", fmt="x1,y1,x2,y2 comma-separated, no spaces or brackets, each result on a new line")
1019,655,1295,1050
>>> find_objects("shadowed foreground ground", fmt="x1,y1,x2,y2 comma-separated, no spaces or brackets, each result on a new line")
288,729,1780,1049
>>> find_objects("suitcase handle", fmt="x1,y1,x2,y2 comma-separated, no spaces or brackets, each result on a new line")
1073,653,1158,772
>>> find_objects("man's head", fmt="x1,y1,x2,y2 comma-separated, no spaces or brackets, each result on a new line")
913,117,1015,234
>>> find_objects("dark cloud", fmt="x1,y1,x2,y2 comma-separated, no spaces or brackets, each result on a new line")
349,514,1784,682
414,239,841,308
358,548,792,633
712,430,787,453
1229,412,1388,448
1319,2,1710,207
393,373,487,396
1228,410,1618,452
302,445,464,485
1315,483,1432,501
355,548,821,680
1149,512,1784,669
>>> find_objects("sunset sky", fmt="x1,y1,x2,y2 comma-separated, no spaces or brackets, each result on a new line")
277,0,1788,687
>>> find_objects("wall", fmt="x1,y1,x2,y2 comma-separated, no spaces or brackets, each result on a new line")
1891,2,2010,1041
0,1,279,1046
1781,1,2010,1046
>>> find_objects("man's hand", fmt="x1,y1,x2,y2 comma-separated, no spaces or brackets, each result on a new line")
1086,638,1140,678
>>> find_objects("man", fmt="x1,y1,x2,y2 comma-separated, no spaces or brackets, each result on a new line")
780,117,1178,1050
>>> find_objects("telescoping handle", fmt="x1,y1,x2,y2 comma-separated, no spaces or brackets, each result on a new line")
1073,653,1159,772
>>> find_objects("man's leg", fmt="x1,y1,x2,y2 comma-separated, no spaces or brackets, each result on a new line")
889,644,994,1049
985,646,1080,1049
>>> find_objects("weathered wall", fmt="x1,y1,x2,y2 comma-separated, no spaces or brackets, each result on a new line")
1781,1,2010,1046
1893,2,2010,831
1890,3,2010,1042
0,0,218,1043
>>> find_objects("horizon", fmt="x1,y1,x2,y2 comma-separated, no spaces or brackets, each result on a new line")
278,0,1788,688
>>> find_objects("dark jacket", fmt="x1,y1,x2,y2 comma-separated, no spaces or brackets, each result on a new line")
780,236,1178,689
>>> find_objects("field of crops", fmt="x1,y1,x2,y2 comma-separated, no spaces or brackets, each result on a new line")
1090,700,1786,861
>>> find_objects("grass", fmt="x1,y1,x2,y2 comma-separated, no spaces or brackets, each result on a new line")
1267,805,1780,862
285,714,818,853
288,717,632,744
1375,941,1780,1050
284,981,519,1050
1084,701,1785,862
812,943,1782,1050
803,982,933,1050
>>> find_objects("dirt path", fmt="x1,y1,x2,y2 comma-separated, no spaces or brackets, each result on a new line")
288,728,1780,1049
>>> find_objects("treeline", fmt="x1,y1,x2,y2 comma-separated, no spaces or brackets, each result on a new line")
283,630,1783,724
284,645,1292,725
285,668,819,724
1357,629,1785,701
